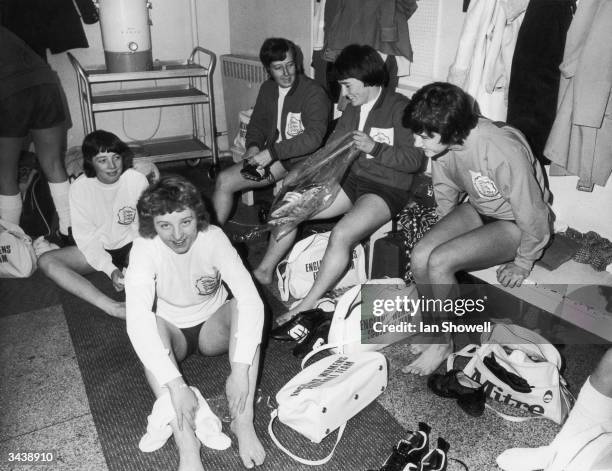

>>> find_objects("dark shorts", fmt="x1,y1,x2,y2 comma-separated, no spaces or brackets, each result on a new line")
478,213,516,225
341,172,411,217
0,84,66,137
180,321,206,356
105,243,133,271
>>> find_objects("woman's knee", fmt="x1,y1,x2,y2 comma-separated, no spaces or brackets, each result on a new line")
329,225,357,250
411,239,434,275
215,166,241,192
37,251,58,273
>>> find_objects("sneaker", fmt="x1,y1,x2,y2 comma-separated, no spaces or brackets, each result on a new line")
374,422,431,471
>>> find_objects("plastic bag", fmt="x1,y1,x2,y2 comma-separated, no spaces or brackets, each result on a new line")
246,133,359,241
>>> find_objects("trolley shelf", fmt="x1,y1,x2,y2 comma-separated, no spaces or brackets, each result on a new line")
67,47,219,169
91,85,209,112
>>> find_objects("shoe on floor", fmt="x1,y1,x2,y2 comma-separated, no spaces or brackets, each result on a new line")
270,308,330,341
427,369,486,417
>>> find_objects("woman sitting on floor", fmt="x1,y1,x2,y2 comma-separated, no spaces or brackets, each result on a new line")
38,130,149,319
125,175,265,470
253,44,425,326
401,82,552,376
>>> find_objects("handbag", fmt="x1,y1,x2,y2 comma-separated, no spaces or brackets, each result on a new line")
447,323,574,424
0,219,38,278
276,231,366,302
326,279,421,354
268,348,388,465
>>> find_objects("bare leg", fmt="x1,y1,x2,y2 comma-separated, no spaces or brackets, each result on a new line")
279,193,390,326
37,246,125,318
142,318,204,471
30,125,68,184
403,204,521,375
212,161,287,225
253,189,354,287
200,299,265,468
0,137,23,223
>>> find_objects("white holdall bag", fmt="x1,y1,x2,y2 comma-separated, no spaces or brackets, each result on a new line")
0,219,37,278
326,279,422,354
448,323,573,424
276,231,367,302
268,348,388,465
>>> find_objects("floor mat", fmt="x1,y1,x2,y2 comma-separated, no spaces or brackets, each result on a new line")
0,269,60,317
62,272,406,470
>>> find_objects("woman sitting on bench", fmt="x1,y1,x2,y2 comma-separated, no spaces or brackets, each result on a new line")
254,44,424,327
401,82,552,376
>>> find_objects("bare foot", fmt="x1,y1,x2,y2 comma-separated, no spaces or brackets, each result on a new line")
402,342,453,376
409,344,428,355
252,266,273,285
175,426,204,471
231,417,266,469
104,301,126,319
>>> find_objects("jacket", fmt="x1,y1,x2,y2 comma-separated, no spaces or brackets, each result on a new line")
245,75,331,169
323,0,418,61
331,87,424,190
433,119,551,270
544,0,612,190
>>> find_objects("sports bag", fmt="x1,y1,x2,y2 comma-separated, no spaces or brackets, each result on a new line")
447,323,573,424
276,231,366,302
268,348,387,465
326,279,421,354
0,219,38,278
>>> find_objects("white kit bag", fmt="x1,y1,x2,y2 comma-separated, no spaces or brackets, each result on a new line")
268,348,388,465
276,231,366,301
0,219,37,278
448,323,573,424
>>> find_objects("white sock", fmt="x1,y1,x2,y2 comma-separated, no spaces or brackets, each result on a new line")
48,181,71,234
497,377,612,471
552,376,612,447
0,193,23,225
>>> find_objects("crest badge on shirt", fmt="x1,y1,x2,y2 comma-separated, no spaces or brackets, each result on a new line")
285,112,304,139
366,127,394,159
117,206,137,225
470,171,501,200
195,272,220,296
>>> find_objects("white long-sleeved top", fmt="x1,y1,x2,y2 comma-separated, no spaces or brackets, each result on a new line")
69,169,148,278
125,226,264,386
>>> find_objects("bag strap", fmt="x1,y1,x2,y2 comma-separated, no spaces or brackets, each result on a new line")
301,344,342,369
276,260,290,302
446,344,479,371
268,409,347,466
484,403,549,423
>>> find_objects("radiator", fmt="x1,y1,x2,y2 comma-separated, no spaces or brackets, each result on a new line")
221,54,267,148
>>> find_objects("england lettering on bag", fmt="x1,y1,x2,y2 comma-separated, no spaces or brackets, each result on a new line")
290,356,354,397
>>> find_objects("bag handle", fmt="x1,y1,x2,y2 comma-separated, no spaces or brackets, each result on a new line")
268,409,347,466
446,344,479,371
300,343,343,370
276,260,290,302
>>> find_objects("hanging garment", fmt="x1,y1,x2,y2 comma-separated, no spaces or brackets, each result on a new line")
544,0,612,191
0,0,91,58
448,0,529,121
507,0,574,165
323,0,418,62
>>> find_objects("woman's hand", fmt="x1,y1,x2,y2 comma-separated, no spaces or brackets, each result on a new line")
351,130,376,154
167,380,197,431
249,149,273,169
496,262,530,288
111,268,125,292
226,365,250,419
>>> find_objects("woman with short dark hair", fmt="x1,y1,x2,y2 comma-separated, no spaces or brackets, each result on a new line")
38,130,148,319
254,44,425,327
212,37,330,226
401,82,551,376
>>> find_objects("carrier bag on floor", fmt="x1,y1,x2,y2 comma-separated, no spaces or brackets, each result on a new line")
268,347,387,465
276,231,366,301
447,323,574,424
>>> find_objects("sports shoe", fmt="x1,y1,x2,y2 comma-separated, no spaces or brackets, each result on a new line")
419,437,449,471
292,318,332,359
427,370,486,417
371,422,431,471
270,308,331,341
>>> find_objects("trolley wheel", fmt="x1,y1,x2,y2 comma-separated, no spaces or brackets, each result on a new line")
185,158,202,167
